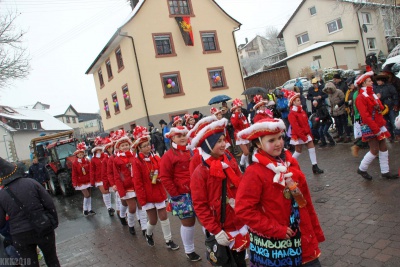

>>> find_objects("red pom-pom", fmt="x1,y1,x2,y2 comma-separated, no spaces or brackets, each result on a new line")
366,65,372,72
193,114,199,119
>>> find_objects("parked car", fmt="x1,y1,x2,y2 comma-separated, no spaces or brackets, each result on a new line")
282,77,311,92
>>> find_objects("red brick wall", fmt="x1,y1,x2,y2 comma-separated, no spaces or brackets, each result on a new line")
244,66,291,89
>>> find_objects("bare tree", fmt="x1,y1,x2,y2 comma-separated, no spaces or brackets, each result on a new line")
0,11,30,89
263,26,285,54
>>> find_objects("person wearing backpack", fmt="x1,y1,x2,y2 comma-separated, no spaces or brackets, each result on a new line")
149,122,166,156
159,119,171,151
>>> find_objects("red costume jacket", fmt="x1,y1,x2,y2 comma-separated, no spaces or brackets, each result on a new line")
235,150,325,264
253,112,269,123
356,87,387,134
113,152,135,198
106,154,116,187
230,111,250,139
101,154,112,190
90,154,104,185
288,105,312,142
132,155,167,206
159,148,192,197
190,155,243,234
72,158,91,187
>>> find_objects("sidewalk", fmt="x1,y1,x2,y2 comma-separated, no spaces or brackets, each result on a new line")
52,142,400,267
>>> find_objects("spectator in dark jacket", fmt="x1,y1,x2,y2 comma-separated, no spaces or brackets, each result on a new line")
28,157,49,186
307,78,327,113
333,73,348,94
159,120,171,151
373,74,399,142
0,158,60,267
149,122,166,156
313,100,335,147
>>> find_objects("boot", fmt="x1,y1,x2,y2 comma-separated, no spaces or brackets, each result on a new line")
357,169,372,180
351,145,360,157
312,164,324,174
319,142,327,148
343,136,352,143
381,172,399,179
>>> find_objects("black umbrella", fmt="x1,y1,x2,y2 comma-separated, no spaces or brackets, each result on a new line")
208,95,232,105
241,87,268,95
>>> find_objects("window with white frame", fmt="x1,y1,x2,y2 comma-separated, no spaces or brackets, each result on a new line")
296,32,309,45
327,18,343,34
15,122,20,129
32,122,37,129
367,38,376,49
22,122,27,129
309,6,316,16
362,12,372,24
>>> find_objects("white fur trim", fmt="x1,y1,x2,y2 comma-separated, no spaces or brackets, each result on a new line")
75,183,92,190
395,114,400,129
91,146,104,154
132,135,151,148
114,136,132,150
289,135,313,145
165,127,189,139
187,116,217,138
254,101,268,110
237,119,286,140
189,118,228,149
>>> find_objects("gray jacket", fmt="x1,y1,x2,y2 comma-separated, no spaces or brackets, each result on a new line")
0,178,58,235
323,86,346,116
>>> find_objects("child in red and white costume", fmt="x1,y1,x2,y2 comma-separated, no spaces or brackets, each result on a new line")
190,118,249,267
184,114,196,130
230,98,250,168
90,136,114,216
100,137,117,218
355,67,398,180
172,116,183,127
288,92,324,174
72,142,95,216
253,95,274,123
132,126,179,250
235,118,325,266
159,126,202,262
113,130,147,235
211,107,233,148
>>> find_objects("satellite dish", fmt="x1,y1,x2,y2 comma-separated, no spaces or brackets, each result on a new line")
362,24,368,33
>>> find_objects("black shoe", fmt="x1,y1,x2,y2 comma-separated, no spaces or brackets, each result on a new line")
142,230,146,237
145,234,155,247
357,169,372,180
381,172,399,179
88,210,96,216
166,240,179,250
108,208,115,216
319,142,327,148
328,141,336,147
129,226,136,235
186,252,202,262
83,210,89,217
118,214,128,226
312,164,324,174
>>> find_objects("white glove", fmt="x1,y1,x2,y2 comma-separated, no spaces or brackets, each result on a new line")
348,100,352,105
334,105,339,110
215,230,231,246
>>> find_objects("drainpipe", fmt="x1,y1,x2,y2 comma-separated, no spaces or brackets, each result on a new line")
356,7,367,58
232,26,249,105
330,44,339,69
118,30,150,124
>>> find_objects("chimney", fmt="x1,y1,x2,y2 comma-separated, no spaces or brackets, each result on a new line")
245,38,248,44
130,0,139,10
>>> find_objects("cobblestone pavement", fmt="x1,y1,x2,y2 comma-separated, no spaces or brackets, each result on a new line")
50,142,400,267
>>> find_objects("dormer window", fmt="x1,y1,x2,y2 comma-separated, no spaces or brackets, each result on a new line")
168,0,193,16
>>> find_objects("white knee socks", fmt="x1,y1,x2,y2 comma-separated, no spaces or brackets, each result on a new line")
120,204,128,218
292,151,301,159
138,209,148,230
127,212,136,227
102,193,112,209
180,225,195,253
359,151,377,172
379,150,389,174
83,197,89,211
115,192,121,211
160,219,172,242
146,221,156,236
308,148,317,165
87,197,92,211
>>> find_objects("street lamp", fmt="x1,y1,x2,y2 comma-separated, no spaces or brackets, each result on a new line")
3,134,9,161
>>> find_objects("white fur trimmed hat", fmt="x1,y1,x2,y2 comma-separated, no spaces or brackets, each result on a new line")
132,125,151,149
91,136,104,154
237,118,286,141
189,118,228,150
114,129,132,150
166,126,189,139
187,115,218,140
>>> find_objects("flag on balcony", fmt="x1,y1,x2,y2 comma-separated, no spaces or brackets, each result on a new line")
175,17,193,46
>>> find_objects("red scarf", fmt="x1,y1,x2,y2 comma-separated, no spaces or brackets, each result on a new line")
203,153,241,188
139,152,160,171
361,87,382,111
172,142,188,151
252,149,289,187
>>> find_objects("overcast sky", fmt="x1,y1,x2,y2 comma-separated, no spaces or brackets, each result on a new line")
0,0,301,113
